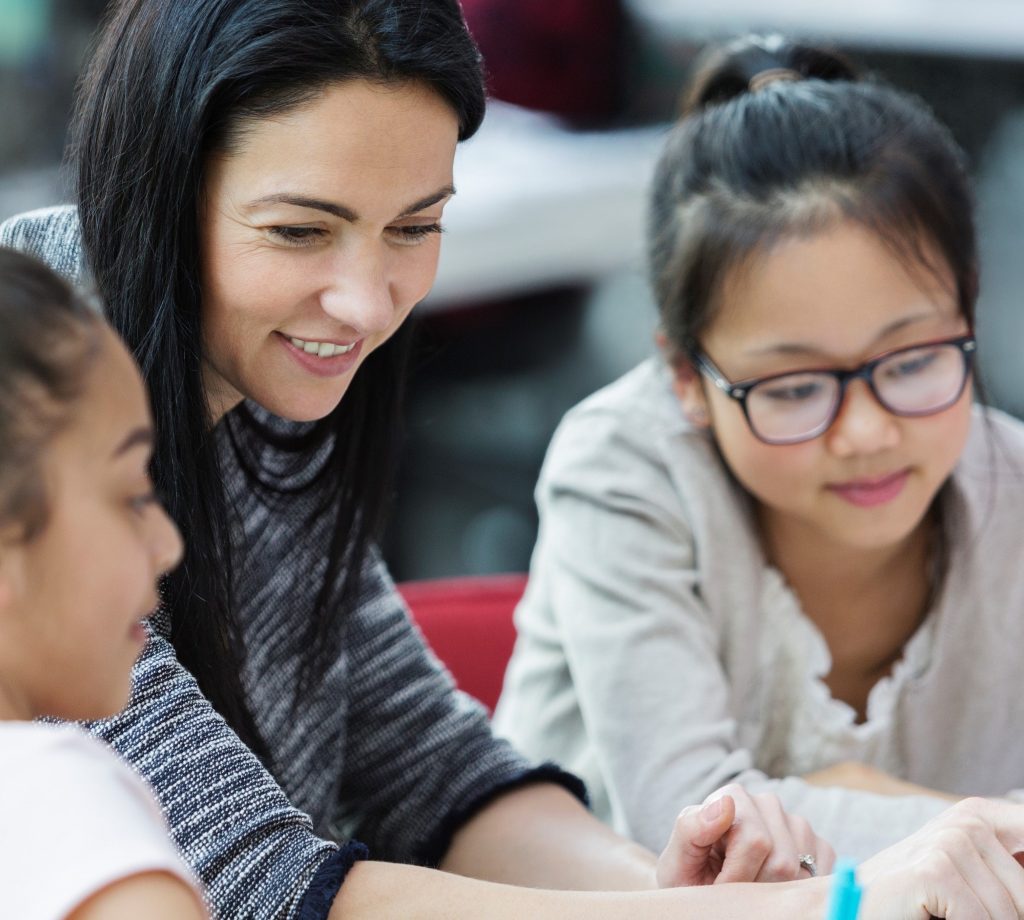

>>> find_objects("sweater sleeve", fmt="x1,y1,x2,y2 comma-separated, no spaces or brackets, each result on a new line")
92,629,350,920
331,554,586,866
0,205,86,284
498,402,949,862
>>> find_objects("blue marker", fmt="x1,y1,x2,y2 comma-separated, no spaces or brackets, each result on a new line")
827,860,862,920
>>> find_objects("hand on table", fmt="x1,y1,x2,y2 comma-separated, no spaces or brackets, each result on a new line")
655,783,836,887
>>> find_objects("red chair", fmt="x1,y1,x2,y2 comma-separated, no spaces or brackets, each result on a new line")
397,574,526,713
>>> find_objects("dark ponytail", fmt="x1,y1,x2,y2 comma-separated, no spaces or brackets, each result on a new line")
649,34,977,358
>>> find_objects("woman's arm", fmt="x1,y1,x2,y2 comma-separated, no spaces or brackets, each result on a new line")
94,632,337,917
440,782,834,890
329,798,1024,920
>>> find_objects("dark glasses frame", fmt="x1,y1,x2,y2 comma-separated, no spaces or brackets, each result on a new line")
688,333,977,445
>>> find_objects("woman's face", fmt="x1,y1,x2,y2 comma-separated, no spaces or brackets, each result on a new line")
0,327,183,721
674,219,973,555
200,79,460,422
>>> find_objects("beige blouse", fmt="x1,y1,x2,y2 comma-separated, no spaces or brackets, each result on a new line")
495,358,1024,860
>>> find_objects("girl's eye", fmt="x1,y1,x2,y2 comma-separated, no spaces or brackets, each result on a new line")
267,226,326,247
884,350,939,378
759,380,824,403
389,223,443,246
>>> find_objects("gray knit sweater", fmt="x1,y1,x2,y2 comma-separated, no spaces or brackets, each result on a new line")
0,206,580,919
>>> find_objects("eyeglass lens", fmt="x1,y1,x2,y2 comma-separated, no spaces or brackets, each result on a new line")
745,342,968,443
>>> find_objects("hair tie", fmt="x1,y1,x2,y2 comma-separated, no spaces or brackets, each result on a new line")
748,67,802,92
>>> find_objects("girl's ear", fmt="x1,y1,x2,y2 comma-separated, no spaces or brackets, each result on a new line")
656,331,711,430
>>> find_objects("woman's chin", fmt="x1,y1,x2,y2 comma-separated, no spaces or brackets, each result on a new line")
250,388,348,424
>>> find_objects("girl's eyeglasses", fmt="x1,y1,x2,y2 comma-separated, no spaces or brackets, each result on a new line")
688,334,976,446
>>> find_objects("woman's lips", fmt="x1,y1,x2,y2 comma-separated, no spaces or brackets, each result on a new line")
826,469,910,507
278,332,363,378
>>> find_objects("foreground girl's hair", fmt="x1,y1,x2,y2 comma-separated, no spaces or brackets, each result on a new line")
0,248,101,542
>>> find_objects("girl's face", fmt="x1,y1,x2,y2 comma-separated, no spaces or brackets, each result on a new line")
199,79,460,423
0,327,183,722
673,219,973,555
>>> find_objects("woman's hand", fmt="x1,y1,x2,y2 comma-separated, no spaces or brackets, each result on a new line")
860,797,1024,918
655,783,836,887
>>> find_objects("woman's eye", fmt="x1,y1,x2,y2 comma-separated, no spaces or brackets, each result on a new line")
267,226,326,247
389,223,443,245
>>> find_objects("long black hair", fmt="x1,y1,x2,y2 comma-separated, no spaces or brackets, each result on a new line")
648,34,979,355
69,0,486,760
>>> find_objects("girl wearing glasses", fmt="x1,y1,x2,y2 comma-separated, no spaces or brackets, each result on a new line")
496,34,1024,863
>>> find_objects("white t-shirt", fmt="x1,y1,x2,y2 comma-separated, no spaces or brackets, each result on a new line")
0,722,201,920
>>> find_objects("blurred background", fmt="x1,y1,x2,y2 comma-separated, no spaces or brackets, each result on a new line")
3,0,1024,580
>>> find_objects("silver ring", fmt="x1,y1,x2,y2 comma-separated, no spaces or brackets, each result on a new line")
797,854,817,877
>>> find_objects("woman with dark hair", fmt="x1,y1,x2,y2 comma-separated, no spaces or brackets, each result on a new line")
497,32,1024,862
0,3,835,917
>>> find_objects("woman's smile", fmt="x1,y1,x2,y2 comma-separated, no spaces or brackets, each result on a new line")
278,332,365,379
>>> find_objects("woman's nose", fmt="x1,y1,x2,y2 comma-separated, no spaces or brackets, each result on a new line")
317,246,394,336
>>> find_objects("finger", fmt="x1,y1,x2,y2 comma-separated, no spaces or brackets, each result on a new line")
975,827,1024,915
713,790,773,884
789,813,835,876
941,843,1010,919
748,793,801,882
959,797,1024,858
656,796,737,888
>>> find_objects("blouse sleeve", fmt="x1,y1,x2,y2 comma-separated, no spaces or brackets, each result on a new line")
500,403,949,861
331,553,586,865
93,631,349,920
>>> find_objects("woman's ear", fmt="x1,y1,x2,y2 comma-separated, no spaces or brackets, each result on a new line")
656,331,711,430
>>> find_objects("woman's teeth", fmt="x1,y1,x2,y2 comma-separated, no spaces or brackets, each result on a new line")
289,336,356,358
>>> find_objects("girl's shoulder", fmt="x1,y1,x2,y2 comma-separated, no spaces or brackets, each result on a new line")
0,721,164,824
549,357,707,468
539,357,731,513
957,405,1024,480
0,722,199,919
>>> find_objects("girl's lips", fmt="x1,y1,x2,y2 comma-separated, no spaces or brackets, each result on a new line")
278,332,363,378
826,469,910,508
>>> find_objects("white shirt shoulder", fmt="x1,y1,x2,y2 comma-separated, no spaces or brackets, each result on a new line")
0,722,200,920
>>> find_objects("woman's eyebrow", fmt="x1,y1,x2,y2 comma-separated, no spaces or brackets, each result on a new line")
247,185,456,222
397,185,456,217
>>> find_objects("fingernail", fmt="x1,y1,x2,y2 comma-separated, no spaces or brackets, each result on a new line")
701,798,724,822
